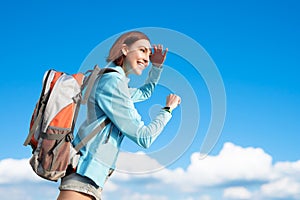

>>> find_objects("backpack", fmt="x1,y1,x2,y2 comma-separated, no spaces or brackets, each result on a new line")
23,65,115,181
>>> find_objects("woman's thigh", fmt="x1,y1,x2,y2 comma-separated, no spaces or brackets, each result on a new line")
57,190,94,200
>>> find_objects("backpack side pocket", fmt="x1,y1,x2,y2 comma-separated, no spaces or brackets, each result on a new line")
30,127,71,181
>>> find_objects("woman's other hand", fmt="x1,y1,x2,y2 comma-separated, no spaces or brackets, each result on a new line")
165,94,181,111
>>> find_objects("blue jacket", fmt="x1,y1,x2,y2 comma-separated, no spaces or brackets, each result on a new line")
73,64,172,188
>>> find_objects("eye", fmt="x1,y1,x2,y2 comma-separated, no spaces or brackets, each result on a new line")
140,48,146,53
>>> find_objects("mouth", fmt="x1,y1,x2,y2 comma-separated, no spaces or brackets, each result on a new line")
137,61,145,68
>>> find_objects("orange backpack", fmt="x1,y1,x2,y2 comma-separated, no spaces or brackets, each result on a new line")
24,65,114,181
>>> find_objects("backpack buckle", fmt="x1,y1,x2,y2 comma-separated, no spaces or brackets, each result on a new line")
66,133,74,142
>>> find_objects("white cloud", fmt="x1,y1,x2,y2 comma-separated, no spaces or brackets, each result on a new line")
152,142,273,191
104,179,119,192
260,177,300,199
0,158,43,184
115,151,164,174
111,142,300,199
120,192,168,200
223,187,252,199
0,158,59,200
0,183,59,200
198,195,212,200
258,160,300,199
0,187,33,200
1,142,300,200
273,160,300,179
116,143,272,192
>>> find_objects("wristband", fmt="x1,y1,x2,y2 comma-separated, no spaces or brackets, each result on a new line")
162,106,172,113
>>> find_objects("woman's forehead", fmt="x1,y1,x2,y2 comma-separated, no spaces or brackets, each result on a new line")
131,39,151,49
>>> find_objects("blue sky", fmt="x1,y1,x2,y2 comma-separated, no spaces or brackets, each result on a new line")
0,0,300,199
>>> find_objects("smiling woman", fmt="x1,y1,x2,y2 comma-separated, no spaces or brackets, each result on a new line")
121,39,152,75
106,31,167,75
106,31,151,67
56,31,181,200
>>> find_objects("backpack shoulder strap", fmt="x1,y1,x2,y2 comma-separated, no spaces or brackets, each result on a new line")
81,65,101,105
73,67,119,151
74,118,111,152
81,65,119,104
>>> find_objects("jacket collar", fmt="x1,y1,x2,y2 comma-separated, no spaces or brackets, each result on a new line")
105,62,130,83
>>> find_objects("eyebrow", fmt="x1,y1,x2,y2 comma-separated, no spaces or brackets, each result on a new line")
139,46,152,55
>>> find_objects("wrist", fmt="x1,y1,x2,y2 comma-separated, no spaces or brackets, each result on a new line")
152,63,163,68
162,106,172,113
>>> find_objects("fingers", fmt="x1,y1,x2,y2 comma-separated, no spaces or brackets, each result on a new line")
168,94,181,103
176,94,181,105
173,94,181,105
151,44,168,68
163,47,168,57
152,44,167,55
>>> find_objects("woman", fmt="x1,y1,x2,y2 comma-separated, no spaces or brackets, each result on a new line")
57,31,181,200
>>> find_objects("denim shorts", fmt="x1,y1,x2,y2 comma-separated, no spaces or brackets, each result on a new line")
59,173,102,200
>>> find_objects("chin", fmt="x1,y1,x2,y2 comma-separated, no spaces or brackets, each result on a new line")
132,67,143,75
135,70,143,76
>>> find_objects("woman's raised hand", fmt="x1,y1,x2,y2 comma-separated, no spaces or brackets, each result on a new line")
150,44,168,68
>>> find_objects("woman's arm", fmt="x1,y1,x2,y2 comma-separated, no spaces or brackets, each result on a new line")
128,44,168,102
129,66,162,102
96,73,171,149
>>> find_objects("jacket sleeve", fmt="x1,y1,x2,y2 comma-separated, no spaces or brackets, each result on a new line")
95,71,171,149
129,66,162,102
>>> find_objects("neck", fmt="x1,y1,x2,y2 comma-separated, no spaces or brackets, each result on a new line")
121,64,131,77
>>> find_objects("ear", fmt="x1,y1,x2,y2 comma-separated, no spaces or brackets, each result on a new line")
121,44,128,56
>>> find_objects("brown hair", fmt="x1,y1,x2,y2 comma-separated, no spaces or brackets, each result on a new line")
106,31,150,66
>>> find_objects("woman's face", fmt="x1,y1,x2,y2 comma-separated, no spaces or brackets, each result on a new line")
123,39,152,75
